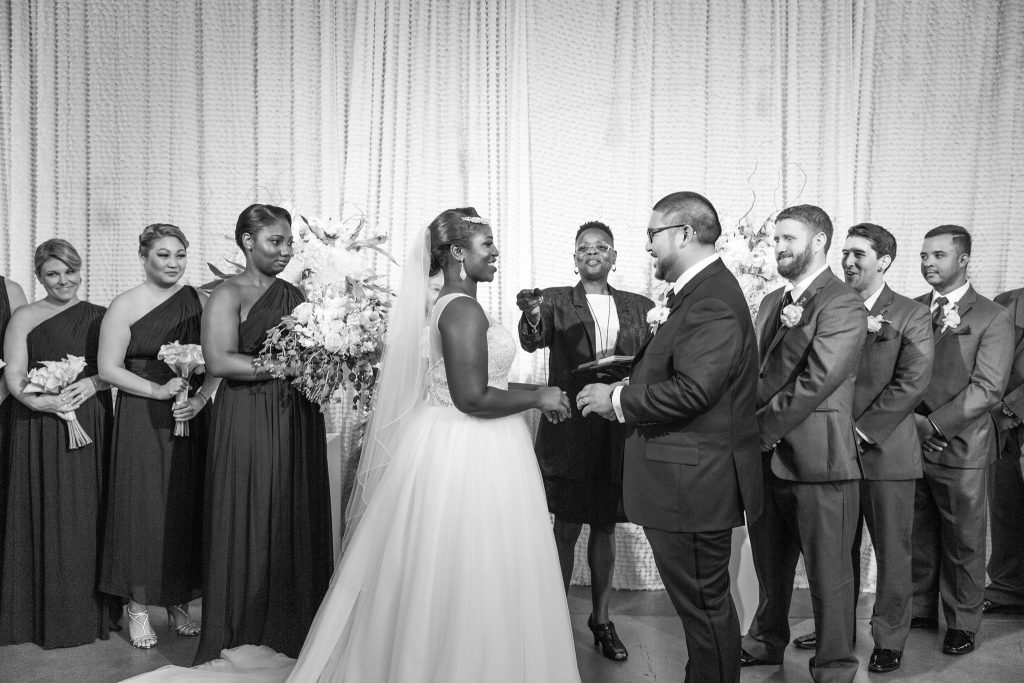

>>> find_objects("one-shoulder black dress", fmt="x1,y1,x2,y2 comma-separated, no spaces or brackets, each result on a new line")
0,301,115,648
194,279,332,665
100,286,207,606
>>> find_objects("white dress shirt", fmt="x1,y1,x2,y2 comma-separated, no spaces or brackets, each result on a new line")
785,262,832,303
929,280,971,313
609,254,721,423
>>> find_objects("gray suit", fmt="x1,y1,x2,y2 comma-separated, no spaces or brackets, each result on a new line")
851,285,933,651
911,285,1013,632
743,269,866,683
985,287,1024,607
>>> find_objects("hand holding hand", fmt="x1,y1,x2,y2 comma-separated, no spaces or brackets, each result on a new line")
576,383,616,420
516,288,543,322
536,386,570,421
172,395,206,421
915,414,948,452
58,376,98,411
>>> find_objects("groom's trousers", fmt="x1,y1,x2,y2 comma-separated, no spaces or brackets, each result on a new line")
644,527,738,683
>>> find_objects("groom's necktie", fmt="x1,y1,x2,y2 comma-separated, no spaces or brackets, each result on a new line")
932,296,948,331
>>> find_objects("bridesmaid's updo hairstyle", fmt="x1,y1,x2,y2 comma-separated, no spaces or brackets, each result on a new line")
33,238,82,275
427,207,486,276
139,223,189,257
235,203,292,250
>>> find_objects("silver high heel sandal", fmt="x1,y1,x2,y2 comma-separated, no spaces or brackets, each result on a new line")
167,603,201,636
127,606,158,649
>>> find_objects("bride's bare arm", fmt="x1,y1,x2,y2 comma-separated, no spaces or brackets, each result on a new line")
439,297,566,419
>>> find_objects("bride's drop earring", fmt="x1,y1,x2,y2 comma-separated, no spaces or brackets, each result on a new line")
459,260,467,281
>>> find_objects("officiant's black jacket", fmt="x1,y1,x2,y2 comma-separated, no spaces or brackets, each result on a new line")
518,282,653,481
619,259,763,532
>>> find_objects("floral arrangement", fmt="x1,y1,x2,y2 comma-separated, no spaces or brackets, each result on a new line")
251,209,393,412
866,315,890,334
780,302,804,328
157,341,206,436
940,304,960,333
646,297,670,333
23,354,92,449
716,215,785,319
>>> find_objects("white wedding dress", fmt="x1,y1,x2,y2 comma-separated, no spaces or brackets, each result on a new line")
127,293,580,683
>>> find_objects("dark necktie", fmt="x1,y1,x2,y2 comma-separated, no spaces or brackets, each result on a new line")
932,296,948,331
762,290,794,351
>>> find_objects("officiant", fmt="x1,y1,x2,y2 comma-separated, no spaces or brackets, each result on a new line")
517,220,653,661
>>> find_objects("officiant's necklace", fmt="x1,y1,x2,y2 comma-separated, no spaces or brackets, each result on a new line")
586,294,612,358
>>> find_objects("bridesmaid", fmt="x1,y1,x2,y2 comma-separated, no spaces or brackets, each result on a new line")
0,275,28,573
0,239,115,648
193,204,332,664
98,224,220,649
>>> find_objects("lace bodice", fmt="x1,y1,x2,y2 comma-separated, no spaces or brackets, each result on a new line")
427,294,516,407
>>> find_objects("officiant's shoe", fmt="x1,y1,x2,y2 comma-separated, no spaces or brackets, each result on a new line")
910,616,939,630
792,631,817,649
868,648,902,673
942,629,975,655
587,615,628,661
739,648,776,667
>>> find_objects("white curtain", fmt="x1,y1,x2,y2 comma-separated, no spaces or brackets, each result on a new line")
3,0,1022,588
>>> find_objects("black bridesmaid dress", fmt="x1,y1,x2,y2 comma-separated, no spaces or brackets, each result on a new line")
194,278,332,665
0,301,115,648
0,277,12,574
100,286,206,606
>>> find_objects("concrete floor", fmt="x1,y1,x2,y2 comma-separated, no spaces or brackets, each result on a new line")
1,588,1023,682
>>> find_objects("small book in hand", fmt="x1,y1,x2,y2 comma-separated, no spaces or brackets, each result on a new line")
573,355,634,372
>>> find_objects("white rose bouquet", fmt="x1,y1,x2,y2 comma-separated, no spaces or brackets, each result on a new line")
716,215,785,319
253,208,393,411
157,341,206,436
23,354,93,449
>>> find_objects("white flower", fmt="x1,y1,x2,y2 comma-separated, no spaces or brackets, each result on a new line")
780,303,804,328
323,331,344,353
291,302,315,324
941,305,961,333
647,305,670,332
866,315,890,333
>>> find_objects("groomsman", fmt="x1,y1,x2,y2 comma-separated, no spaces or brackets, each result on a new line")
740,205,866,682
911,225,1013,655
982,285,1024,614
577,191,762,682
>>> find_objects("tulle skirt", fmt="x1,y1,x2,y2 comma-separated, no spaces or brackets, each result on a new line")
125,405,580,683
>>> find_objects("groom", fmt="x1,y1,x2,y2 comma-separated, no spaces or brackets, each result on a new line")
577,191,762,682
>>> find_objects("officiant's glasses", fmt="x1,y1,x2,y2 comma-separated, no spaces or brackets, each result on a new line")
646,223,691,242
575,242,614,256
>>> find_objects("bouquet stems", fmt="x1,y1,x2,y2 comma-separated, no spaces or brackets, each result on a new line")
59,411,94,450
173,381,191,437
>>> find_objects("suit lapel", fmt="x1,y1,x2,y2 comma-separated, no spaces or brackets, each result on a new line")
934,286,976,345
570,281,597,359
760,268,835,370
869,284,893,317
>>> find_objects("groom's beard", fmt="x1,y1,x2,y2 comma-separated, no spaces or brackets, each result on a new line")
776,244,813,280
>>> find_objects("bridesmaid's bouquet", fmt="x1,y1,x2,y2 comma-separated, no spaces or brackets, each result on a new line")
157,341,206,437
253,207,393,412
23,354,93,449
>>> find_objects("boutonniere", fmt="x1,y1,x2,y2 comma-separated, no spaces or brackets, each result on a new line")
866,315,890,334
940,304,960,333
780,301,804,328
647,305,670,333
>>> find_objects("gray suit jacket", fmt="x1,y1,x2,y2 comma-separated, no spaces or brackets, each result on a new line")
994,288,1024,471
755,268,866,482
915,285,1014,469
855,285,934,480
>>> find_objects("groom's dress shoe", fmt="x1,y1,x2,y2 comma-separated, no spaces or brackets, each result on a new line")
942,629,975,655
868,648,902,673
739,649,776,667
910,616,938,630
982,598,1024,615
792,631,817,649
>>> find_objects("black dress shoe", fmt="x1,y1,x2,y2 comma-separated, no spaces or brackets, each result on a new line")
942,629,975,655
739,648,776,667
982,598,1024,615
792,631,817,649
868,648,903,673
910,616,939,630
587,615,628,661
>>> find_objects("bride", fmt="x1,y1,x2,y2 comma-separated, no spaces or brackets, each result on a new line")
127,207,580,682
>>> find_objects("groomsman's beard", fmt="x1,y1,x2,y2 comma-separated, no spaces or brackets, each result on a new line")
776,244,813,280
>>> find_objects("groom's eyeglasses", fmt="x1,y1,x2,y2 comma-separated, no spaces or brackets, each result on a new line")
646,224,690,242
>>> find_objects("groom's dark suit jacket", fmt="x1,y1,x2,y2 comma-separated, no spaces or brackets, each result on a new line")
619,259,762,532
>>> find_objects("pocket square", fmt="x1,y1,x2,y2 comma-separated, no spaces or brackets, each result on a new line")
952,325,972,336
